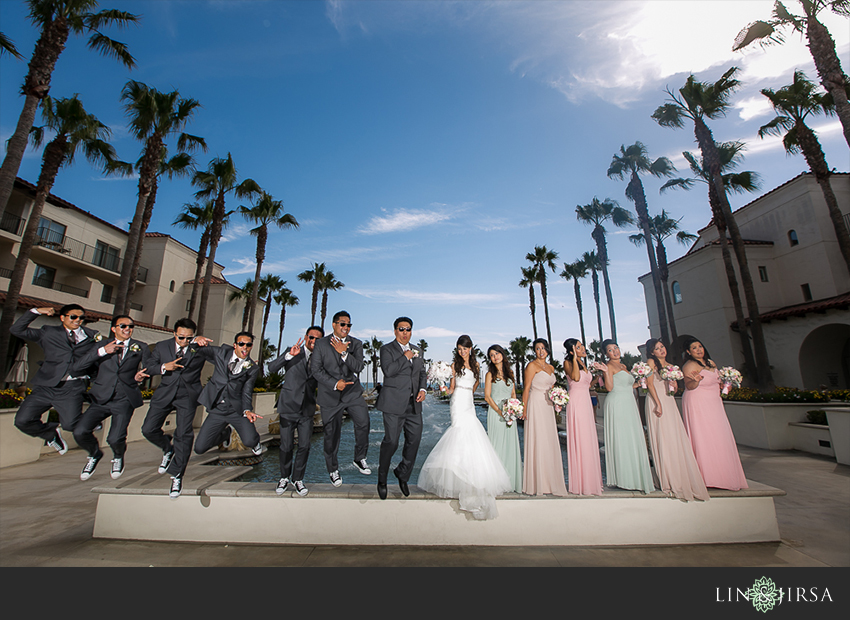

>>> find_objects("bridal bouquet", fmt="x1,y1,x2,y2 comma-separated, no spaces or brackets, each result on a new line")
427,360,453,388
547,386,569,412
718,366,743,397
659,365,683,396
501,398,524,426
630,361,653,394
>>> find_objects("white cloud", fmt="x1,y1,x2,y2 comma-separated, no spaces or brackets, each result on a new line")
220,222,251,243
734,95,774,122
348,286,507,305
357,205,456,234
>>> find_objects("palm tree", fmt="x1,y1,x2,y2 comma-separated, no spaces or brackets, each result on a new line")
297,262,327,325
113,80,205,315
228,278,254,332
653,67,774,390
508,336,532,390
192,153,261,334
733,0,850,149
575,197,633,343
760,70,850,272
661,141,762,378
256,274,284,372
518,265,539,340
607,142,676,343
369,336,383,387
526,245,559,349
240,191,299,331
582,251,605,345
559,258,588,346
317,270,345,330
0,0,139,215
0,31,23,59
416,339,428,355
173,199,222,321
628,211,697,345
0,94,119,366
273,287,299,353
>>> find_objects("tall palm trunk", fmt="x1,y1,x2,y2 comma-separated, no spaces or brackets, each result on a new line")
592,225,617,342
197,190,226,334
277,305,287,353
539,276,553,348
248,227,267,331
591,268,603,344
258,293,272,374
527,282,538,340
805,12,850,149
188,226,210,321
572,279,587,346
696,117,773,390
0,137,67,367
320,289,329,330
630,173,671,343
795,123,850,273
123,177,158,313
0,17,70,215
654,241,679,344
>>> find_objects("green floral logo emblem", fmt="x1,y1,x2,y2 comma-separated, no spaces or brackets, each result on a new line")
746,577,784,613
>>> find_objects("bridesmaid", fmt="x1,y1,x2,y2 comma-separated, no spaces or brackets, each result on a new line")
484,344,522,492
598,339,654,494
643,338,709,502
681,337,748,491
521,338,567,496
563,339,603,496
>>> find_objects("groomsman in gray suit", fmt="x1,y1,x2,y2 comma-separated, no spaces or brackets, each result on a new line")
72,315,151,481
309,310,371,487
10,304,99,453
141,318,214,497
375,317,427,499
267,325,324,497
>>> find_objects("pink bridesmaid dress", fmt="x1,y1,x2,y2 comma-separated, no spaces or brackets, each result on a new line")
565,369,603,495
682,368,748,491
522,370,568,496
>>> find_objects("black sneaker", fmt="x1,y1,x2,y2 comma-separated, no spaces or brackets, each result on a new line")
293,480,309,496
169,476,182,499
158,450,174,475
110,457,124,479
46,430,68,455
329,470,342,487
251,443,267,456
275,477,290,495
353,458,371,475
80,454,102,480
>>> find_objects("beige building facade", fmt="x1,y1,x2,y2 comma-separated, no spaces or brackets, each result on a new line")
639,172,850,390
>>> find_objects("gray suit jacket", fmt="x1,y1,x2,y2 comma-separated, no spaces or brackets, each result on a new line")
268,350,318,420
73,338,151,408
375,341,427,415
10,310,99,387
309,335,365,410
197,344,259,414
147,338,209,409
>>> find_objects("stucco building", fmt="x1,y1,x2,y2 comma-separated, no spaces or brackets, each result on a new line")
638,172,850,390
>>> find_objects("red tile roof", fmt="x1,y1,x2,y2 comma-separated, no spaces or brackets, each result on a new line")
731,292,850,328
183,276,229,285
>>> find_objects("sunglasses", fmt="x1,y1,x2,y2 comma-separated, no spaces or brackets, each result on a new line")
397,327,412,333
175,335,193,341
235,341,253,348
335,322,352,328
306,336,318,341
116,324,135,329
65,314,84,320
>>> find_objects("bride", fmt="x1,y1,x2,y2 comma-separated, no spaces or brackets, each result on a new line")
417,335,513,520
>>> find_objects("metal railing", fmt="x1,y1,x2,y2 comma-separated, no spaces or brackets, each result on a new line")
0,212,24,236
844,212,850,232
101,295,144,312
32,276,89,298
33,229,148,282
0,267,12,279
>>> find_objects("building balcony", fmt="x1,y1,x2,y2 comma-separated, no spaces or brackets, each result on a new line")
0,267,12,279
101,295,144,312
0,212,25,236
32,275,89,298
32,230,148,283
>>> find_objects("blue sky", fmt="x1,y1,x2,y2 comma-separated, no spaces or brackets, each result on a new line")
1,0,848,370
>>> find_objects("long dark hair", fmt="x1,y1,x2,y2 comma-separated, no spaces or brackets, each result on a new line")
645,338,665,370
601,338,618,362
681,335,713,369
486,344,515,385
531,338,550,359
563,338,587,371
453,334,480,378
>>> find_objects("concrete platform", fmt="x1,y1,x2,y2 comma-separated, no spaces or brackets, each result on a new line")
90,459,784,546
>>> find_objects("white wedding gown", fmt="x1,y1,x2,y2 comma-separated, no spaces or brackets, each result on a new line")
417,369,513,520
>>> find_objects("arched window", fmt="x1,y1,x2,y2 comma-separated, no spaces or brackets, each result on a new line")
169,280,175,292
788,230,799,246
672,281,682,304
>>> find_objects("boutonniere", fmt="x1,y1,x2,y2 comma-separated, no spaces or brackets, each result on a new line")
94,333,104,342
242,360,253,370
129,343,141,353
412,349,420,358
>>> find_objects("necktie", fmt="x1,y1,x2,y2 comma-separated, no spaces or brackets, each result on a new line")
118,341,127,362
228,359,238,374
68,331,76,346
177,346,186,359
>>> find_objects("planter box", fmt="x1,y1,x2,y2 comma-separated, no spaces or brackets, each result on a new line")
724,402,812,450
0,408,44,468
826,407,850,466
787,422,835,458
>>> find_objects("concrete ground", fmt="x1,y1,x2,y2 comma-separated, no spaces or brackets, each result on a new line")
0,436,847,567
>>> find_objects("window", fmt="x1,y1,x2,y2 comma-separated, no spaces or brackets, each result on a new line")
32,264,56,288
93,241,120,271
164,315,170,328
169,280,175,292
758,266,769,282
788,230,799,246
801,283,813,302
186,300,191,312
672,281,683,304
36,217,66,245
101,283,113,304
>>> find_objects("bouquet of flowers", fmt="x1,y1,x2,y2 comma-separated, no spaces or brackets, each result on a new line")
547,386,569,412
630,361,653,393
501,398,524,426
590,365,606,389
718,366,743,397
427,360,453,388
659,365,683,396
